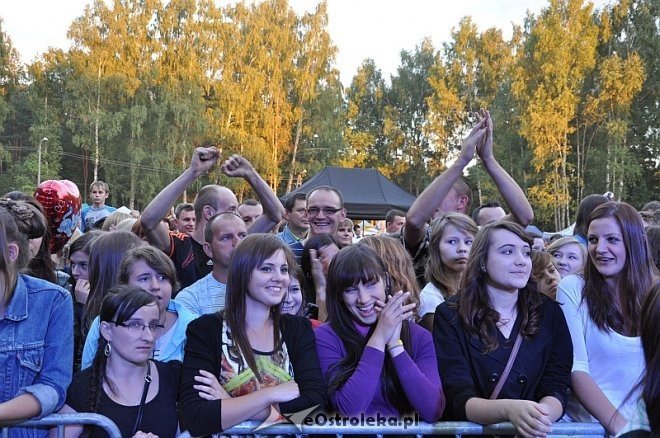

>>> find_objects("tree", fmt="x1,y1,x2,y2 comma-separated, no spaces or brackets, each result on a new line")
512,0,599,230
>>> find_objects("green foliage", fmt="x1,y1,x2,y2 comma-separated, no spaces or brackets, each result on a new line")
0,0,655,230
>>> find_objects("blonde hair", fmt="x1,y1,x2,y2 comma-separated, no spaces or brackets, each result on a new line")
547,236,586,260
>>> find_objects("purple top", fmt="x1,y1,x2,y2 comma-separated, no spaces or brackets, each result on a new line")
315,321,444,422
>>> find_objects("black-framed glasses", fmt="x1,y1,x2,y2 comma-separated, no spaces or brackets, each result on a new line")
306,207,341,216
111,321,164,333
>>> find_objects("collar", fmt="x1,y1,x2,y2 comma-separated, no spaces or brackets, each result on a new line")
284,224,306,242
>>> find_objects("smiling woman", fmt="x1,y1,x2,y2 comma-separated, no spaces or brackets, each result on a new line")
316,244,445,422
433,221,572,437
179,234,325,437
557,202,658,434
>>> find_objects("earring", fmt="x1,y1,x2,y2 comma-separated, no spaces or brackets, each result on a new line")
481,265,487,273
104,342,112,357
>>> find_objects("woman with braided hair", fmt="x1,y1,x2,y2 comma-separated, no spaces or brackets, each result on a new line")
59,285,180,438
0,200,73,436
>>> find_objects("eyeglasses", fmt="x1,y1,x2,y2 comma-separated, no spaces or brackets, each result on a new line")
111,321,165,333
306,207,341,216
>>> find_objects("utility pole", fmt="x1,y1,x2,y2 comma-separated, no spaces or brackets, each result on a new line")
37,137,48,185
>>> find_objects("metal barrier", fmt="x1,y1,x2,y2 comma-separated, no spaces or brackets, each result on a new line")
223,420,606,437
3,415,606,437
1,413,121,438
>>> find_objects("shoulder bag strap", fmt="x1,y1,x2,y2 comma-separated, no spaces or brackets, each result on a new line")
489,333,523,400
131,361,153,436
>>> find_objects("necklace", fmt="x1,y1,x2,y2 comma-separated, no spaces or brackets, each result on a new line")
106,362,151,405
497,308,517,326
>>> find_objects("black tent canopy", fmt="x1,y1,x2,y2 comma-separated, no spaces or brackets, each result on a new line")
281,167,417,219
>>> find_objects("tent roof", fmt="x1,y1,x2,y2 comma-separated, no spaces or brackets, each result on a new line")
282,167,416,219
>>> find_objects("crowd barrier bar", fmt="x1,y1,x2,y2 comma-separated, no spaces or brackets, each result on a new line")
4,415,606,437
1,413,121,438
223,420,606,437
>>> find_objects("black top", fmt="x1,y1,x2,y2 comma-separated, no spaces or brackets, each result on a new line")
67,360,181,438
433,295,573,420
168,231,211,290
180,313,326,437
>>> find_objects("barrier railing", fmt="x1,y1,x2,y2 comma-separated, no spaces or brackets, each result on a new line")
1,413,121,438
3,415,606,437
223,420,606,437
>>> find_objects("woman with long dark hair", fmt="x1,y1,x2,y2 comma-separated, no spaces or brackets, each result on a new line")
60,285,180,437
557,202,658,434
0,202,73,436
179,234,325,436
434,221,572,437
315,244,444,422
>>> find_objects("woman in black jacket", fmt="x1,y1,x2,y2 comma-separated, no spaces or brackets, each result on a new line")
180,234,325,436
433,221,572,437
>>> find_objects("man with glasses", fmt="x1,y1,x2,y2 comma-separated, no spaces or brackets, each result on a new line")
305,186,346,241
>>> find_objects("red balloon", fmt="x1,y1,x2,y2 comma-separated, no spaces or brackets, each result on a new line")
34,180,82,253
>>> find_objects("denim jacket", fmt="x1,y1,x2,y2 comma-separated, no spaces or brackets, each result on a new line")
1,275,73,437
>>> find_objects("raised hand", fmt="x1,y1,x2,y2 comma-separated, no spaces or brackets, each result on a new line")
190,146,220,177
371,291,415,349
458,114,488,165
221,154,256,180
194,369,231,400
475,109,494,161
308,248,327,300
73,279,90,305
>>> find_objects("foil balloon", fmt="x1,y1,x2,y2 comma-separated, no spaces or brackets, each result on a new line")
34,180,82,253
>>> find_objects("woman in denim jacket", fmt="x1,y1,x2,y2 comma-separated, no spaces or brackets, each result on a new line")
0,201,73,437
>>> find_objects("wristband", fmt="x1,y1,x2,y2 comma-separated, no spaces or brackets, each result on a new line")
386,339,404,350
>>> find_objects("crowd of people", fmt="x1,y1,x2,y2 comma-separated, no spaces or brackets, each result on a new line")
0,110,658,438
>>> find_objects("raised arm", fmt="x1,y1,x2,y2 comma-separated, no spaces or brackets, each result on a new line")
404,116,487,249
221,155,285,234
476,111,533,226
141,147,220,251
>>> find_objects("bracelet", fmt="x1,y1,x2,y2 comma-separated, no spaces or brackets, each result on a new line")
386,339,404,350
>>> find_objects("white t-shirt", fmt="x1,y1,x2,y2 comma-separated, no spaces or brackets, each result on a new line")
175,272,226,315
419,282,446,318
557,274,644,422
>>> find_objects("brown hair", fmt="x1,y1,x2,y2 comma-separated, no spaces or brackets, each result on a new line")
224,234,292,383
118,246,179,292
425,213,478,298
83,231,143,337
583,202,657,336
0,208,29,303
455,221,542,353
359,235,420,317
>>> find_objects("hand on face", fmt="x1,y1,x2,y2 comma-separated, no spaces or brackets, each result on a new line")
372,291,415,348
